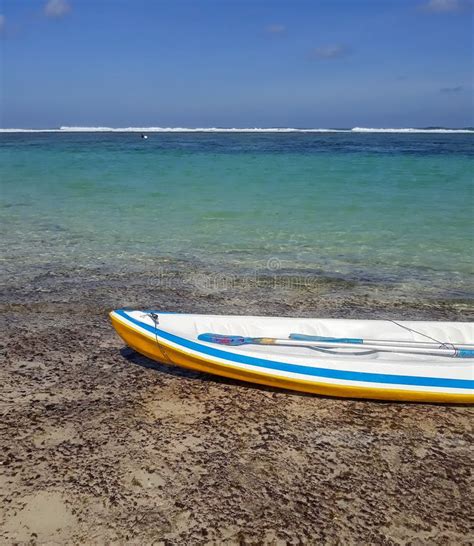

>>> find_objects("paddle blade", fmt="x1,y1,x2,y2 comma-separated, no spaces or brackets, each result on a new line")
198,333,250,346
290,333,363,344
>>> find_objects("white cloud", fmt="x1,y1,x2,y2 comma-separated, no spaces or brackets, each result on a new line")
440,85,463,93
265,24,286,34
310,45,350,60
421,0,471,12
44,0,71,18
0,14,5,33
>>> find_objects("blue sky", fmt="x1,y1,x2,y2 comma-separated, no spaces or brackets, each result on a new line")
0,0,472,128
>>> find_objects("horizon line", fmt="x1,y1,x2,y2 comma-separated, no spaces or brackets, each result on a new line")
1,126,473,134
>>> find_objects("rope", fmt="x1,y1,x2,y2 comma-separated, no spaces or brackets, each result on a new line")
149,312,174,365
388,319,455,350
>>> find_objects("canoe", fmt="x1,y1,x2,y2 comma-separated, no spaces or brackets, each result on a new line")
109,309,474,403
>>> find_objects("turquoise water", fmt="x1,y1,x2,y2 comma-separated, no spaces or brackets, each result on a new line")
1,132,473,297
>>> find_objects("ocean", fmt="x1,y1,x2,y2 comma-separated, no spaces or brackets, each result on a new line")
1,129,473,300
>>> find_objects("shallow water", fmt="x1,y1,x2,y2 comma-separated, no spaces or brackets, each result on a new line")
1,132,473,298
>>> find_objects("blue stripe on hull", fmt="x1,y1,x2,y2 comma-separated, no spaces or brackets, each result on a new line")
115,310,474,391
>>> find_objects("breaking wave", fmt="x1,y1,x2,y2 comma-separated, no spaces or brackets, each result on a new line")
0,126,473,133
351,127,474,134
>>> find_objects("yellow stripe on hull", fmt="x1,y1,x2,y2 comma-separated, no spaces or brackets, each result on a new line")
110,313,473,404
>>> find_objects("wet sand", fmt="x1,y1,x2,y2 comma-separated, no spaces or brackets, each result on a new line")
1,261,473,544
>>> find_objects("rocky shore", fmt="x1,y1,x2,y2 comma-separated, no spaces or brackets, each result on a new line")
1,260,472,544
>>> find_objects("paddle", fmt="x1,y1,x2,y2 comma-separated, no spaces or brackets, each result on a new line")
289,333,474,350
197,333,474,358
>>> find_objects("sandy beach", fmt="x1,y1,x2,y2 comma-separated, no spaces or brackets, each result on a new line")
1,261,472,544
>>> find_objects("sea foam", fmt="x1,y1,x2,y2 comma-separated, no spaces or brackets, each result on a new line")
60,126,343,133
352,127,473,134
0,126,472,133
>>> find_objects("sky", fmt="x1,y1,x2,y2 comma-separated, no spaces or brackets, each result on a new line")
0,0,473,128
